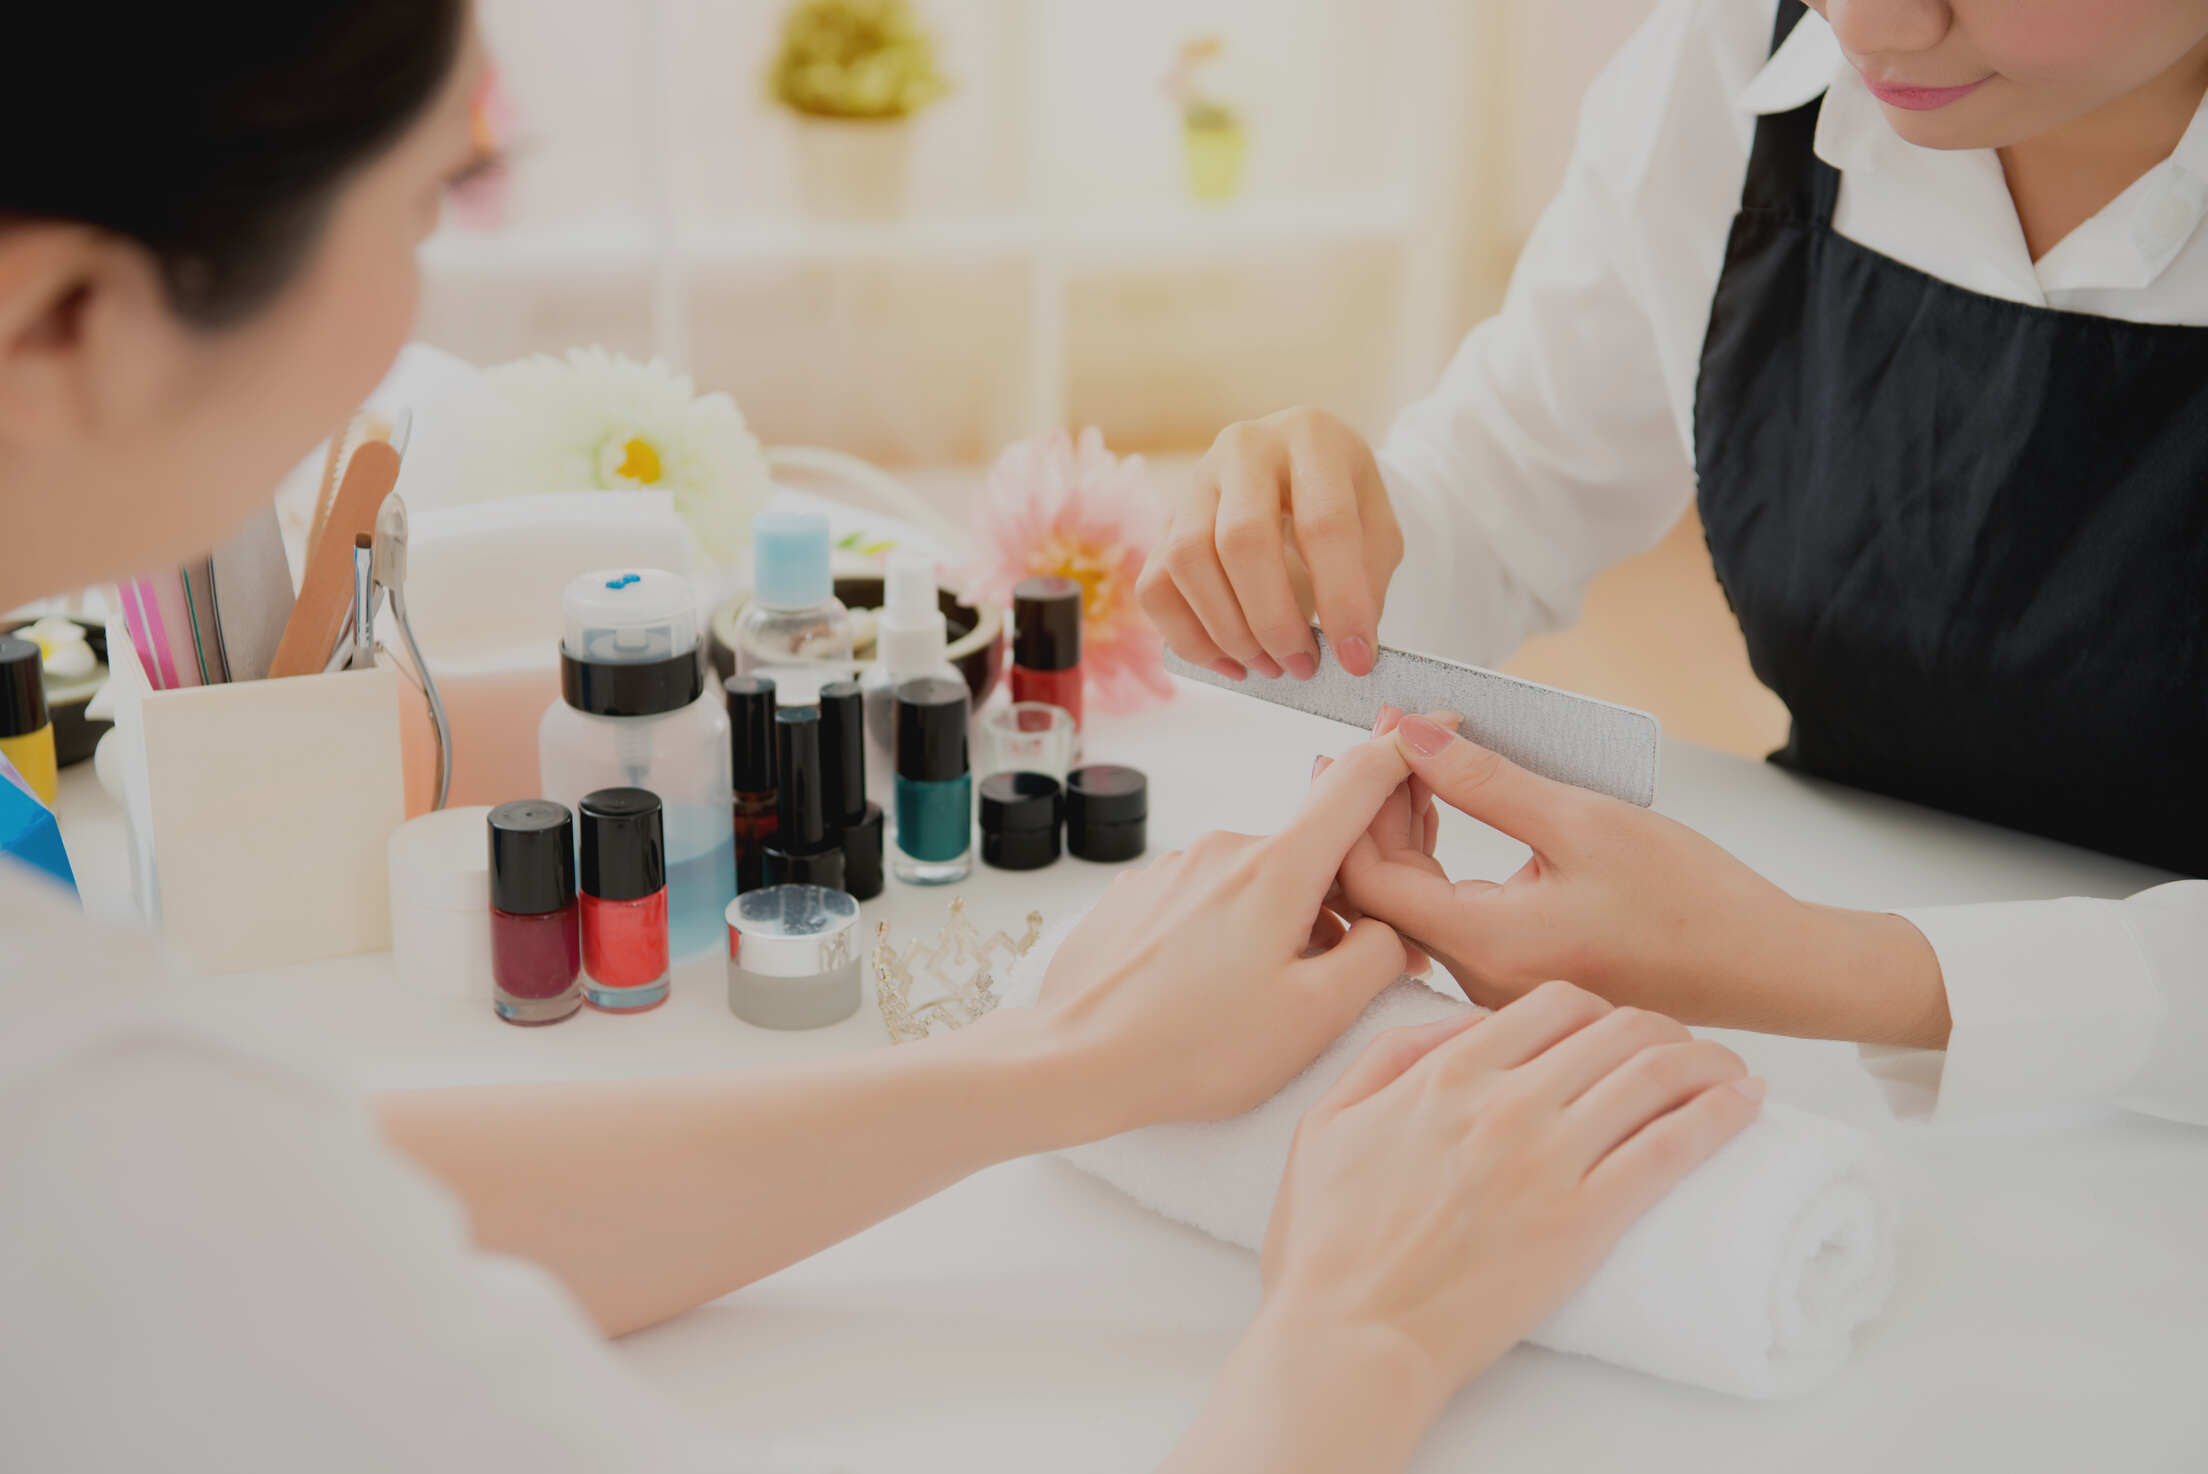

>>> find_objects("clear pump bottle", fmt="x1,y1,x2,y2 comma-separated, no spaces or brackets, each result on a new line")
539,569,734,961
733,511,854,705
861,551,963,760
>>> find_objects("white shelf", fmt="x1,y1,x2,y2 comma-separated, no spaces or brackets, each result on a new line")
421,190,1417,277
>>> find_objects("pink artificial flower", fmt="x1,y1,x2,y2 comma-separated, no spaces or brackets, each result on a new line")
962,427,1175,714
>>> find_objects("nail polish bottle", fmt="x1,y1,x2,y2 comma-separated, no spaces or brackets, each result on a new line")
578,788,670,1011
979,772,1062,871
1010,576,1084,734
1066,764,1147,863
486,800,582,1025
726,884,863,1030
763,708,846,891
817,679,884,901
892,677,972,884
0,636,57,809
726,674,778,893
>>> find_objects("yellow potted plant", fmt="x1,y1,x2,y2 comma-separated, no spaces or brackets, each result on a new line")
1162,36,1244,204
769,0,950,222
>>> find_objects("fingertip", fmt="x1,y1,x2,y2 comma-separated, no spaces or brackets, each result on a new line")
1730,1076,1769,1106
1370,701,1401,736
1284,651,1318,682
1210,657,1249,681
1248,651,1286,680
1339,634,1375,676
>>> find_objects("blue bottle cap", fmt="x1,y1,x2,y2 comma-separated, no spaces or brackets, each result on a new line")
752,511,833,610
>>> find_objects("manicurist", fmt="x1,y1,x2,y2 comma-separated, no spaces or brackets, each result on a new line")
0,5,1760,1470
1142,0,2208,1127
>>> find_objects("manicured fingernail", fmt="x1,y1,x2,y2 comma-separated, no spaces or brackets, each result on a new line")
1430,710,1463,731
1210,657,1248,681
1310,753,1325,780
1370,702,1401,735
1285,651,1317,681
1396,713,1453,758
1339,635,1374,675
1731,1077,1769,1104
1249,652,1286,680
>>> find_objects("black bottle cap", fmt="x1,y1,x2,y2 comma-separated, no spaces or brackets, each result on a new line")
578,788,665,901
775,707,835,853
817,679,867,827
894,677,970,783
841,800,884,900
980,773,1062,871
1012,577,1083,672
487,800,576,915
726,675,778,792
764,838,846,892
1066,765,1147,863
0,636,48,740
561,649,702,718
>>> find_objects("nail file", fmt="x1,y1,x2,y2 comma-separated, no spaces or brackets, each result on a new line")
1165,633,1662,807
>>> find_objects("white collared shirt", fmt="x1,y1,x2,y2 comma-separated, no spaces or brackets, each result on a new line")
1375,0,2208,1127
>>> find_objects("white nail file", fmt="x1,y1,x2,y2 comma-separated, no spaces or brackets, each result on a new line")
1165,633,1662,806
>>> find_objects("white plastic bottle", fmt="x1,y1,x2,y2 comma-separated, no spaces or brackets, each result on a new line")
538,569,734,961
732,511,854,707
860,551,964,760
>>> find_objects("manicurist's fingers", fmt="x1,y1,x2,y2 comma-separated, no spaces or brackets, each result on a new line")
1582,1077,1764,1218
1392,712,1589,855
1139,560,1245,684
1285,441,1382,679
1213,444,1322,679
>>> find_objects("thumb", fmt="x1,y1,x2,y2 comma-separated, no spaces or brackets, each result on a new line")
1287,912,1413,1033
1392,711,1582,853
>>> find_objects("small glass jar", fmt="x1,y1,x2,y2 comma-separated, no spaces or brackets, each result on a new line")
892,677,971,885
977,701,1076,787
486,800,582,1025
726,884,863,1030
732,511,854,700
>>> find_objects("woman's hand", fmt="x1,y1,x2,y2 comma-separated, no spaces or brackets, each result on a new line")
1336,712,1953,1049
1137,407,1402,682
1024,736,1425,1139
1163,983,1763,1474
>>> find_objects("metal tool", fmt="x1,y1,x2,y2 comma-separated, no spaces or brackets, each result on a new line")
370,492,452,811
1165,631,1662,807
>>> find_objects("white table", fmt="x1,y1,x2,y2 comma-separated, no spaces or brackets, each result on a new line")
54,677,2208,1472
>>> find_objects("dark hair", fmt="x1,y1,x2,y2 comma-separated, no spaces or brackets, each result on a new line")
3,2,466,327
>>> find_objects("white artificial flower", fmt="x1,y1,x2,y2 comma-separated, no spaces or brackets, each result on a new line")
470,347,771,565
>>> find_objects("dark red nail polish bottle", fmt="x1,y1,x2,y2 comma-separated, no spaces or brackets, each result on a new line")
579,788,670,1012
1010,576,1084,733
726,675,779,893
487,800,581,1025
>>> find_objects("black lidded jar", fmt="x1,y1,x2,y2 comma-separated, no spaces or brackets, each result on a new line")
979,771,1062,871
1065,765,1147,863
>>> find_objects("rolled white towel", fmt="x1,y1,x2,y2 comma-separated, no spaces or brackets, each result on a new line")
999,917,1896,1399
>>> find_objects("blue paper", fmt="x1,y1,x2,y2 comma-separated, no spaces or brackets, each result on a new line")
0,752,76,895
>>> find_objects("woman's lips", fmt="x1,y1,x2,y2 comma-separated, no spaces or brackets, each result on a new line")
1862,73,1992,111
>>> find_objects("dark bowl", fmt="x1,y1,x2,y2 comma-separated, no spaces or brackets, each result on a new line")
0,616,110,767
708,579,1004,709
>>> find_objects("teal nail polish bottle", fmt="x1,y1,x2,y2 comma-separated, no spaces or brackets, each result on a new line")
892,677,972,884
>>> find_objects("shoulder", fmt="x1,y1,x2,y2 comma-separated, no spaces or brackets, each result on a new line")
1575,0,1782,204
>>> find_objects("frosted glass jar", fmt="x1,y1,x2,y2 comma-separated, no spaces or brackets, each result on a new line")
539,569,734,960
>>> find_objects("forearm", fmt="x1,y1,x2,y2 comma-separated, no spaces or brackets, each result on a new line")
374,1007,1101,1337
1162,1303,1447,1474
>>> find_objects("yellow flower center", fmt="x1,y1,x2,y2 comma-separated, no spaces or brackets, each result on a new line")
614,436,663,485
1031,537,1121,626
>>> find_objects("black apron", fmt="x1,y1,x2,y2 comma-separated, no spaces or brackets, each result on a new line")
1693,0,2208,876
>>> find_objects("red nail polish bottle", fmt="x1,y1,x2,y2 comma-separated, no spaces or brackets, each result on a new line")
579,788,670,1012
487,800,582,1025
1011,576,1084,732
